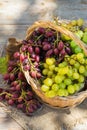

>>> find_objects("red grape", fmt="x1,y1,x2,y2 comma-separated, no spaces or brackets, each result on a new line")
35,47,40,54
14,52,20,59
28,46,33,53
3,73,10,80
57,41,64,51
8,99,14,105
54,48,59,55
38,27,45,34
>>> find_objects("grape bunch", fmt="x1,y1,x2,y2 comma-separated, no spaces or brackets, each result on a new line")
41,52,87,97
20,27,72,79
0,52,42,116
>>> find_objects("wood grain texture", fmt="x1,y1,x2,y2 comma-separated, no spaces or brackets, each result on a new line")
1,0,87,130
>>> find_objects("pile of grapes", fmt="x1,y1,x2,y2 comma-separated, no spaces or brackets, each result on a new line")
1,18,87,114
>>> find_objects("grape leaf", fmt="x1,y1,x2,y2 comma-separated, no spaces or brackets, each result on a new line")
0,56,8,74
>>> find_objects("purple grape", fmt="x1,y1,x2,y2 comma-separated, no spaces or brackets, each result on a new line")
35,47,40,54
45,31,53,37
22,40,28,44
28,39,33,44
15,84,21,91
10,87,16,91
28,46,33,53
10,73,15,81
8,66,13,72
54,48,59,55
31,53,36,59
34,62,39,67
12,93,19,98
17,104,24,109
36,72,42,78
8,99,14,105
3,73,10,80
45,49,53,57
65,47,72,55
57,41,64,51
20,53,25,62
23,65,30,71
43,44,51,51
18,72,25,80
30,71,37,78
13,52,20,59
38,27,45,34
18,97,23,103
35,55,40,62
60,49,66,56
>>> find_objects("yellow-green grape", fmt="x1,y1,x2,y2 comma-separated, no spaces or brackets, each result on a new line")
76,53,84,60
78,75,85,83
74,46,82,54
45,90,56,98
47,71,53,77
55,75,64,84
46,58,54,65
70,41,77,48
52,84,59,91
77,18,84,26
51,57,56,63
74,61,80,69
55,67,59,72
59,82,66,89
58,61,67,68
74,84,80,91
84,27,87,32
73,72,80,79
69,59,75,65
43,63,49,68
79,65,85,74
42,69,48,75
41,84,50,92
61,34,71,41
49,64,55,71
67,68,73,77
79,58,85,64
70,20,77,26
84,71,87,77
64,89,69,96
75,30,84,39
61,23,67,28
85,59,87,64
67,85,75,94
58,66,69,75
64,78,72,85
57,88,66,96
82,32,87,43
44,78,53,87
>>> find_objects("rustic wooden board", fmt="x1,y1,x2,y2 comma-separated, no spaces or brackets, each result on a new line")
1,0,87,130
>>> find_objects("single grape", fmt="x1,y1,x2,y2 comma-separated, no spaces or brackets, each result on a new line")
13,52,20,59
69,59,75,65
35,47,40,54
8,99,14,105
49,64,55,71
3,73,10,80
78,75,85,83
46,58,54,65
64,78,72,85
43,44,51,51
43,63,49,68
10,73,15,81
57,41,64,51
44,78,53,87
38,27,45,34
55,75,63,84
59,82,66,89
45,49,53,57
52,84,59,91
67,85,75,94
71,20,77,26
73,72,80,79
54,48,59,55
74,61,80,69
42,69,48,75
79,65,85,74
57,88,65,96
45,90,56,98
47,71,53,77
82,32,87,43
77,18,84,26
74,84,80,91
70,41,77,48
41,84,50,92
74,46,82,54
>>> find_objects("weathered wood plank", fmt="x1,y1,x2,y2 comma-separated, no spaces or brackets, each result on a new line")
0,0,87,25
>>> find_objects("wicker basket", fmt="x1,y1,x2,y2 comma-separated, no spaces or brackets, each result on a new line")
8,21,87,108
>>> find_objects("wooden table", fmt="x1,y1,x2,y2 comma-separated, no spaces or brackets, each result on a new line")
0,0,87,130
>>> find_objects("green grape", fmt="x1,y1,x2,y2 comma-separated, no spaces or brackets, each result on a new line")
42,69,48,75
44,78,53,87
57,88,66,96
82,32,87,43
74,61,80,69
84,27,87,32
71,54,77,60
79,65,85,74
59,61,67,68
64,78,72,85
43,63,49,68
41,84,50,92
55,67,59,72
74,46,82,54
76,53,84,60
69,59,75,65
45,90,56,98
71,20,77,26
74,84,80,91
77,18,84,26
49,64,55,71
55,75,64,84
58,66,69,75
52,84,59,91
64,89,69,96
70,41,77,48
67,85,75,94
47,71,53,77
84,71,87,77
85,59,87,64
46,58,54,65
59,82,66,89
75,30,83,39
79,58,85,64
73,72,80,79
51,58,56,63
61,34,71,41
78,75,85,83
67,68,73,77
